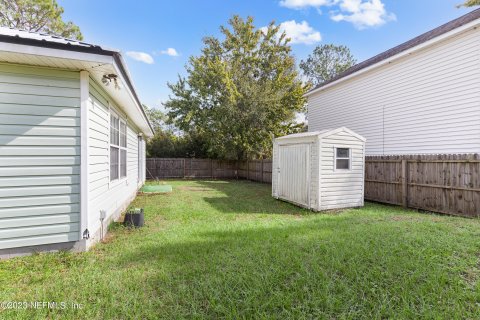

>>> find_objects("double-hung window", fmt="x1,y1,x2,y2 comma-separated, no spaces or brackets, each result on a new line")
110,112,127,181
335,147,351,170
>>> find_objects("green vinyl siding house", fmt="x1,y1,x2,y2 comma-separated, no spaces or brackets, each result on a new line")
0,27,154,258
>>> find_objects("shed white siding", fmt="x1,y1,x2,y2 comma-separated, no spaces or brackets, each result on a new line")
272,128,365,211
0,64,80,249
308,27,480,155
319,131,365,210
87,78,144,244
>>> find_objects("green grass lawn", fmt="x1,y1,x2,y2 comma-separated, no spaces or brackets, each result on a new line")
1,180,480,319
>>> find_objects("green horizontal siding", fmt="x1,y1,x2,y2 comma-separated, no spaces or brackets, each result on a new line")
0,232,79,250
0,114,79,126
0,125,80,136
0,63,79,79
0,204,79,219
0,104,80,117
0,185,80,198
0,166,80,176
0,156,80,167
0,194,80,209
0,146,80,156
0,213,79,229
0,176,79,188
0,73,80,88
0,223,79,240
0,92,79,107
0,83,79,98
0,136,80,146
0,64,81,250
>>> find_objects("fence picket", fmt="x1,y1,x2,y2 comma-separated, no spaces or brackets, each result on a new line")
146,158,272,183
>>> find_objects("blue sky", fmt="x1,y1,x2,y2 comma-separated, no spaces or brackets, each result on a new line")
58,0,475,111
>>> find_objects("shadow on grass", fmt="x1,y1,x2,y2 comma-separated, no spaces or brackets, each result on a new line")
112,215,477,319
195,180,313,215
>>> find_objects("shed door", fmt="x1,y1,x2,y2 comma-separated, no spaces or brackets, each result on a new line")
278,144,310,207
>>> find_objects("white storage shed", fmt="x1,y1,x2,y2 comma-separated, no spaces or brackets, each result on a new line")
272,127,366,211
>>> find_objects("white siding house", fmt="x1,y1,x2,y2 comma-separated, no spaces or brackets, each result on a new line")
0,28,154,257
272,128,366,211
307,9,480,156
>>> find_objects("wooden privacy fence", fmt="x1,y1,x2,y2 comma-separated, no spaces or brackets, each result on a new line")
365,154,480,218
147,154,480,217
146,158,272,183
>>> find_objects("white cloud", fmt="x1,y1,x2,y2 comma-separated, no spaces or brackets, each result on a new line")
160,48,179,57
279,0,395,29
279,0,335,9
126,51,154,64
275,20,322,45
331,0,396,29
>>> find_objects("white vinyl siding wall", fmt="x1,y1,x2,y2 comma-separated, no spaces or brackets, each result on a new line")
308,27,480,155
0,64,80,249
319,131,365,210
272,128,365,211
87,78,142,241
272,135,318,209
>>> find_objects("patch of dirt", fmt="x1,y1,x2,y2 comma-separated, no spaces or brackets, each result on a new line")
101,232,116,244
321,209,347,216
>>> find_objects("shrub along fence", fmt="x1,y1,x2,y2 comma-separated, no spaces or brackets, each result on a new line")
365,154,480,218
146,158,272,183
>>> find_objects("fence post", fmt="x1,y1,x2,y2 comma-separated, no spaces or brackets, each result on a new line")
247,160,250,181
211,159,214,179
401,159,408,208
261,159,264,183
183,159,186,178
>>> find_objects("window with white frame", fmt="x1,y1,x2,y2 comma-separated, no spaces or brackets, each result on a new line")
110,112,127,181
335,147,350,170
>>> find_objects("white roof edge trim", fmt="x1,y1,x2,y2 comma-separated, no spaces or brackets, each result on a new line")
275,127,366,142
0,41,113,64
305,19,480,97
319,127,366,142
0,41,154,137
112,62,154,137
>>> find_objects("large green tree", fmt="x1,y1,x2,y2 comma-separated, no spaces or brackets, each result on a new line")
300,44,356,86
460,0,480,6
0,0,83,40
143,104,168,133
166,16,307,160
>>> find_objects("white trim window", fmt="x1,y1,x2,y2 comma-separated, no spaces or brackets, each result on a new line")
110,112,127,181
335,147,351,170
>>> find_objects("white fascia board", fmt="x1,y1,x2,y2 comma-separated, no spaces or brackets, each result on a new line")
305,20,480,97
0,41,153,137
319,127,366,142
0,41,113,64
112,62,154,138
